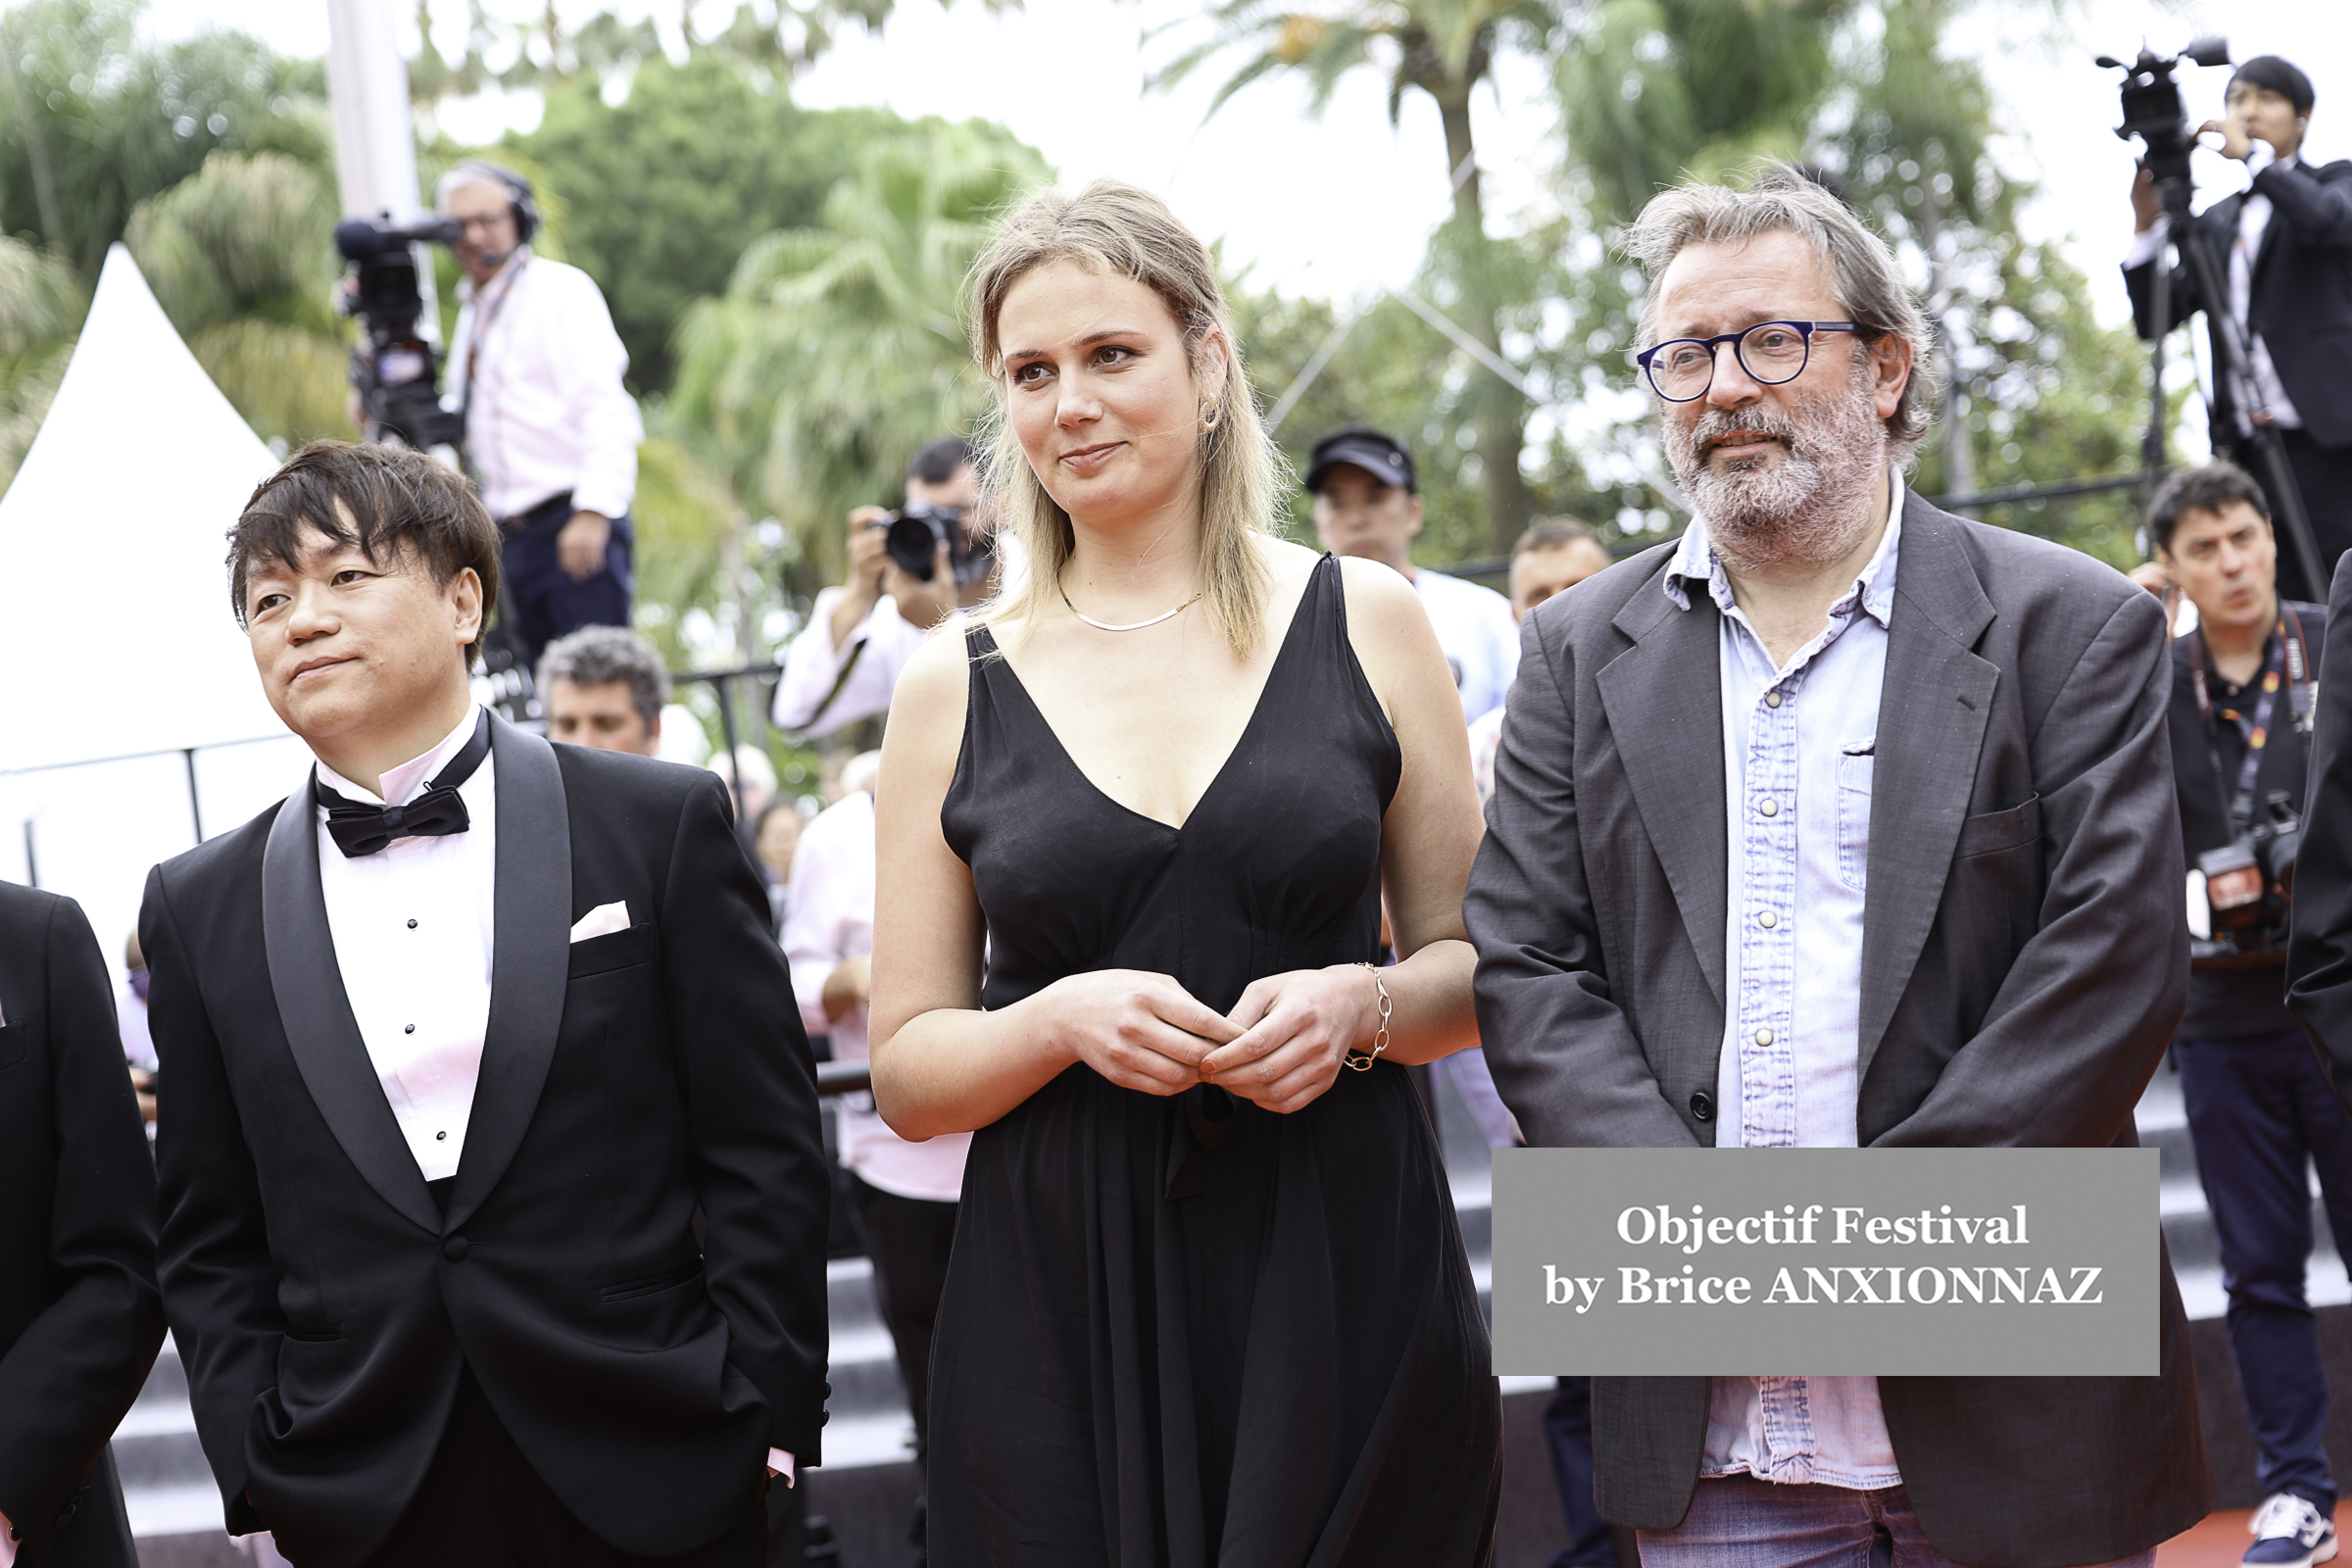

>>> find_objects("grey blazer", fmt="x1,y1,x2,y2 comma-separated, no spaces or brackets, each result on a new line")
1465,492,2209,1566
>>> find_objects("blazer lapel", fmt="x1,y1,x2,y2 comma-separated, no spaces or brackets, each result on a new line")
1595,565,1730,1006
262,784,441,1234
1856,497,2000,1084
444,716,571,1231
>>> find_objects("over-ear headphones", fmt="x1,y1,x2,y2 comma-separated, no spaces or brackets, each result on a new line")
437,160,539,245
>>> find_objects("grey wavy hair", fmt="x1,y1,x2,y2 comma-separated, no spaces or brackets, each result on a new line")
537,624,669,732
1623,162,1937,467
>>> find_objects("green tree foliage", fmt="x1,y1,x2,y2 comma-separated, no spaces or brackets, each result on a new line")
0,231,81,488
510,53,901,391
1155,0,1559,550
125,149,354,451
671,122,1049,585
0,0,329,277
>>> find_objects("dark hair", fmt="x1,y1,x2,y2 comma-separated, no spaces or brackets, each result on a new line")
1514,517,1602,559
2231,56,2315,118
228,440,503,668
2149,462,2271,555
537,624,669,731
907,436,973,486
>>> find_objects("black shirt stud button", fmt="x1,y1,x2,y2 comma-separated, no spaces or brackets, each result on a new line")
404,1023,416,1034
443,1235,469,1261
408,918,418,929
1690,1091,1715,1122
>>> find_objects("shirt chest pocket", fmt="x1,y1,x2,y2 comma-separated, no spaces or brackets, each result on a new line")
1837,737,1876,894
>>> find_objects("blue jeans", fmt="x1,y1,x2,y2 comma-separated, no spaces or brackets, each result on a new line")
2178,1026,2352,1511
1635,1475,2158,1567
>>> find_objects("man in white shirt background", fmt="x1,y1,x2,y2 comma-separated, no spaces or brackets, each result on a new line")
771,438,999,741
439,163,646,674
2126,56,2352,604
781,754,967,1566
142,440,826,1568
1306,426,1520,724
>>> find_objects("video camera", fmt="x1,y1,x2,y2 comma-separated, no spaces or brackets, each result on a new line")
2194,790,2302,968
334,216,467,452
2098,36,2232,188
879,502,992,588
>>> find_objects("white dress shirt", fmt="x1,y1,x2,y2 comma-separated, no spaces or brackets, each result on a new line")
1664,474,1907,1491
447,249,644,520
771,591,931,738
782,791,970,1202
315,710,497,1184
1410,568,1522,724
2124,149,2304,436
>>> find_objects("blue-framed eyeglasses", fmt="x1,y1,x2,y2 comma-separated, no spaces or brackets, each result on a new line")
1635,320,1865,402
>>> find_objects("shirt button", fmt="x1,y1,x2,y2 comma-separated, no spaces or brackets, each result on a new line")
1754,1027,1774,1046
405,1023,416,1034
1765,691,1783,709
408,918,418,929
436,1130,448,1141
1758,910,1778,929
1758,798,1779,816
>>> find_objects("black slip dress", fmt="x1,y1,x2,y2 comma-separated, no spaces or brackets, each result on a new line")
926,554,1502,1568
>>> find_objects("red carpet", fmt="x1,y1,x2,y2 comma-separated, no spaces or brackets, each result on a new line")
2158,1510,2258,1566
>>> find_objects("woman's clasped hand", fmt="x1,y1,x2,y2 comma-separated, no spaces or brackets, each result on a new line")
1039,964,1380,1113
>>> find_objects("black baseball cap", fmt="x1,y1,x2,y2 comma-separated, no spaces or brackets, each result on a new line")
1306,427,1416,495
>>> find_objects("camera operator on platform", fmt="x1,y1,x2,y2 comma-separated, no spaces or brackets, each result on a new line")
770,438,998,738
2126,56,2352,604
437,162,644,673
2139,463,2352,1568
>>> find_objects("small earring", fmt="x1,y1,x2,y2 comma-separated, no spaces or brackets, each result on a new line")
1200,403,1221,433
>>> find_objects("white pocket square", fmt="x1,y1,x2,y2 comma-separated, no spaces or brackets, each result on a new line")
569,901,631,943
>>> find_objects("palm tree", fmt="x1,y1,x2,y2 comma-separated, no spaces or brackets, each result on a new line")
670,122,1048,579
125,150,356,452
1154,0,1558,550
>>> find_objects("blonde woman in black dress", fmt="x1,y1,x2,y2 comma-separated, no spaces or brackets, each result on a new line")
871,181,1501,1566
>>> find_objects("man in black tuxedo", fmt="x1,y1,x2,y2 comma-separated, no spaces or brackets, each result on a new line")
142,440,828,1568
0,885,165,1568
2126,55,2352,604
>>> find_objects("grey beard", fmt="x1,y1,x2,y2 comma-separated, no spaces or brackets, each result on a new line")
1664,372,1886,575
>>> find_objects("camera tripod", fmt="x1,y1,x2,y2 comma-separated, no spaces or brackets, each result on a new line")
2140,157,2328,597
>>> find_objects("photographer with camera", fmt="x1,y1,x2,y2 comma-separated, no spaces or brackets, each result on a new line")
436,162,644,674
2127,56,2352,604
2140,462,2352,1568
771,438,995,738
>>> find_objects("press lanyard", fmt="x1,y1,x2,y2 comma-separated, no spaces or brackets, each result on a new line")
2191,607,2312,830
462,252,528,410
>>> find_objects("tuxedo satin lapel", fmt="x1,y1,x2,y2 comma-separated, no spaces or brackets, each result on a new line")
446,717,570,1231
262,784,441,1234
1856,498,1999,1085
1596,572,1729,1006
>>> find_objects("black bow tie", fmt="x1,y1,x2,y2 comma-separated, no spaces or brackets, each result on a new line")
317,712,493,858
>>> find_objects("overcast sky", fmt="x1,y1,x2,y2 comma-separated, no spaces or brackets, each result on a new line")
137,0,2351,328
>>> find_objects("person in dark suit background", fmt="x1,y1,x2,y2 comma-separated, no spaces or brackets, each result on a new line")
2126,55,2352,604
0,884,165,1568
142,440,828,1568
1468,165,2206,1567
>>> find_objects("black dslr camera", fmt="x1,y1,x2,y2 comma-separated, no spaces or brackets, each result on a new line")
880,502,991,588
2194,790,2302,968
334,216,467,452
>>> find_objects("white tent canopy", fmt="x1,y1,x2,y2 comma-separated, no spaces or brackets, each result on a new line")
0,245,307,958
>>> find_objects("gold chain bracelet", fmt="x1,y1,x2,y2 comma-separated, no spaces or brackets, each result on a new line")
1343,962,1393,1072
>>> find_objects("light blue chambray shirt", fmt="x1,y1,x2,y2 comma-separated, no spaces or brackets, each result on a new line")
1663,470,1906,1491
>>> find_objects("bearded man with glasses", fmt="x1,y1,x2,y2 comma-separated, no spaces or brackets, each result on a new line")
1466,163,2208,1567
